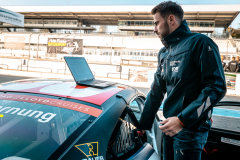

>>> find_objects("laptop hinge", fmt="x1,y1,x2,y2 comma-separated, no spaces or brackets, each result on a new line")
77,78,94,83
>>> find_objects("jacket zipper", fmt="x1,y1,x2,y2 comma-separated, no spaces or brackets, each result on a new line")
166,45,171,85
166,45,174,96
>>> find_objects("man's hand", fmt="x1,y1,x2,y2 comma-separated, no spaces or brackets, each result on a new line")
159,116,183,137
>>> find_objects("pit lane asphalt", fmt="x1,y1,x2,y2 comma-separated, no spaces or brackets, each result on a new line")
0,74,239,159
0,74,37,83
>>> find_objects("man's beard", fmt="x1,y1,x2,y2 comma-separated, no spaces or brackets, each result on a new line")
159,21,170,39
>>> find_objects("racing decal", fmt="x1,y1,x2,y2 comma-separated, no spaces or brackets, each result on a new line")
0,106,56,123
221,137,240,146
75,142,104,160
0,114,3,118
0,81,56,91
0,81,123,105
74,88,122,105
0,94,102,117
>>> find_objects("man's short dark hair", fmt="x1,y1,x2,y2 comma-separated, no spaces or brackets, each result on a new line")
151,1,184,23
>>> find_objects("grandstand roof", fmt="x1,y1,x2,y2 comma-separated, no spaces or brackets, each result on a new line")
232,29,240,34
1,5,240,28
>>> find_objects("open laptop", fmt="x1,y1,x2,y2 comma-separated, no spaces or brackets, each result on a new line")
64,56,116,88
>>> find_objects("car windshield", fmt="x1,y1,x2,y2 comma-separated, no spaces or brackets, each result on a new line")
0,93,101,160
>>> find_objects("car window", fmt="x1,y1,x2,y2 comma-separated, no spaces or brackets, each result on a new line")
106,107,143,160
129,97,144,121
0,94,101,160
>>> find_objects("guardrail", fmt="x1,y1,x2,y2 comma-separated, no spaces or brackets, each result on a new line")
0,64,9,69
107,72,130,80
57,69,96,76
17,65,52,73
57,69,69,74
107,68,131,80
0,57,140,82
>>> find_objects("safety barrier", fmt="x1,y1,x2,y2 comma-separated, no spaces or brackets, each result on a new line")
57,69,70,74
1,57,129,78
57,69,95,76
107,71,131,80
0,64,9,69
17,65,52,73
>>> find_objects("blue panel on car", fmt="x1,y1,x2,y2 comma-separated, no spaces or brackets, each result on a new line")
212,108,240,118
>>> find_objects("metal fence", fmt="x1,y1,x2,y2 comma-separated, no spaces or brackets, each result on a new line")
0,57,132,80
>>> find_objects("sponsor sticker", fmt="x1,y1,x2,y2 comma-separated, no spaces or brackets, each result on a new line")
75,142,104,160
0,94,102,117
221,137,240,146
0,106,56,123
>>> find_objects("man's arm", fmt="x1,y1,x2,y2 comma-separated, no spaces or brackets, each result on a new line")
139,50,167,130
177,37,226,129
235,62,240,72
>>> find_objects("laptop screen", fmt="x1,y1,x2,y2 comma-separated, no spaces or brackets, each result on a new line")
64,57,94,82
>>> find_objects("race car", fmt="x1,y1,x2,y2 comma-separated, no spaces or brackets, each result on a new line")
0,79,161,160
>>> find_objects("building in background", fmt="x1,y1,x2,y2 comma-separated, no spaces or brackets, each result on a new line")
0,5,239,36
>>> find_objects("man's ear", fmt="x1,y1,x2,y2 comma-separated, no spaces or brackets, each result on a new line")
168,15,175,26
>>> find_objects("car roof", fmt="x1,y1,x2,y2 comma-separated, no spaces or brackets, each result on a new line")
0,79,131,106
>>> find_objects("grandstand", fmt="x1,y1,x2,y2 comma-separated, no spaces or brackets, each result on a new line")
213,38,231,47
0,32,239,64
0,5,240,65
0,5,240,34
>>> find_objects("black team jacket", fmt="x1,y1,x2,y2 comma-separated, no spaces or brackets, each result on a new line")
139,20,226,131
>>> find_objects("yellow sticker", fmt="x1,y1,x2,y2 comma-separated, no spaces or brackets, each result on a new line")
75,142,98,158
0,114,4,118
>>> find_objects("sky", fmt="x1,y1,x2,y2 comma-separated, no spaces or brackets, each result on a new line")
1,0,240,5
0,0,239,28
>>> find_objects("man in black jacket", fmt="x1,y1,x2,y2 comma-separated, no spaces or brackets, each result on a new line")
139,1,226,160
226,57,238,72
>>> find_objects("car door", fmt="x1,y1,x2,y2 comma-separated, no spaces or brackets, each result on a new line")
128,96,162,158
106,95,160,160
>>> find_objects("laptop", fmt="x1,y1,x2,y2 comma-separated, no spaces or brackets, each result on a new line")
64,56,116,88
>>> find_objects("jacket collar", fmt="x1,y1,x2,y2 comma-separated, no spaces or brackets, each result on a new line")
161,20,191,48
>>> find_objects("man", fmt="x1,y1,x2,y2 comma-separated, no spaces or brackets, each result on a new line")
235,56,240,72
226,57,238,72
139,1,226,160
221,55,226,70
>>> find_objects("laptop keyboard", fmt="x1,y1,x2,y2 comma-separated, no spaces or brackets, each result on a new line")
80,80,112,85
